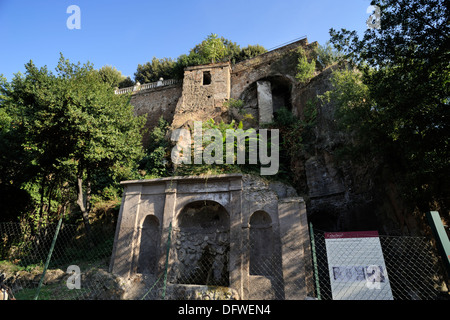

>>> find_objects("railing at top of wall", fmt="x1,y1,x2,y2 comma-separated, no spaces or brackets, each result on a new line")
115,78,180,95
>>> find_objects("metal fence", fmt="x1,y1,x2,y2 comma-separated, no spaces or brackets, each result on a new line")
139,231,306,301
1,221,449,300
0,221,115,300
309,228,449,300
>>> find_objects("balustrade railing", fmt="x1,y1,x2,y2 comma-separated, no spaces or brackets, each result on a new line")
115,78,180,95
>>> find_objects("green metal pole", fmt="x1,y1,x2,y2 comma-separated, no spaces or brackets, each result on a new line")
34,218,63,300
309,222,321,300
161,222,172,300
426,211,450,278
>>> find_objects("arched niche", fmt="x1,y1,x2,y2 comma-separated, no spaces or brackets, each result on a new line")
249,211,274,276
178,200,230,231
137,215,160,275
175,200,230,286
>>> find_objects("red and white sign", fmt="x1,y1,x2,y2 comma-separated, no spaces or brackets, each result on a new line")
325,231,393,300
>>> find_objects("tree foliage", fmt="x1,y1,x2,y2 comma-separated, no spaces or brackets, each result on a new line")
237,44,267,62
295,47,316,84
0,55,145,229
134,57,177,84
97,65,134,89
135,34,267,82
198,33,227,63
328,0,449,211
314,42,344,70
139,117,171,178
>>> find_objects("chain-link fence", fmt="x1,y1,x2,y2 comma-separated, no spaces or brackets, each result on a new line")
0,221,116,300
309,228,449,300
139,230,307,301
1,221,449,300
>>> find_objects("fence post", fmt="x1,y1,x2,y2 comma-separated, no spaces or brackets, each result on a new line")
427,211,450,278
161,222,172,300
309,222,321,300
34,218,63,300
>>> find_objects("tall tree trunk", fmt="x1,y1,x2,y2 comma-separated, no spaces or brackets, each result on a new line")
37,174,46,237
76,170,92,235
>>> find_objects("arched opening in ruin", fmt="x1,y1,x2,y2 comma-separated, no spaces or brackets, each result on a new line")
175,200,230,286
238,75,293,125
269,76,293,115
249,211,274,276
137,215,160,275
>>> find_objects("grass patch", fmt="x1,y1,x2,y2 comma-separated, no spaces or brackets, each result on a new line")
14,283,92,300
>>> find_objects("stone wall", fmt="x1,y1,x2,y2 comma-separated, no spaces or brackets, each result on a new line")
230,39,318,128
124,38,410,235
230,38,312,101
171,62,231,129
130,83,182,147
109,174,312,300
171,229,230,286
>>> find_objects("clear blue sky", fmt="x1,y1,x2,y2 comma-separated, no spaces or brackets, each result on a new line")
0,0,372,82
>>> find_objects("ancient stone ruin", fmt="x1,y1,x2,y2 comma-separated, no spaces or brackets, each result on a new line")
109,174,312,300
109,36,415,300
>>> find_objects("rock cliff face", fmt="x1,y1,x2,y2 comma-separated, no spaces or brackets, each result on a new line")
288,65,420,235
228,42,404,234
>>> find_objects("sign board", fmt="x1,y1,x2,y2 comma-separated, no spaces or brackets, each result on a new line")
325,231,393,300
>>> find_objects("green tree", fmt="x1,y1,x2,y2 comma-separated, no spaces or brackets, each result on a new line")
139,35,267,80
57,56,145,231
320,68,378,157
191,35,266,64
1,55,145,230
198,33,227,63
2,61,75,226
328,0,449,212
172,35,234,77
234,44,267,63
139,117,171,178
0,74,36,221
98,65,134,89
134,57,177,84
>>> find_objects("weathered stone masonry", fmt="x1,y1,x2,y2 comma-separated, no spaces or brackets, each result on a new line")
109,174,312,300
110,36,403,299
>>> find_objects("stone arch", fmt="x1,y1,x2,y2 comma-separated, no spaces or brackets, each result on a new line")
137,215,160,275
249,211,274,276
238,75,294,125
175,200,230,286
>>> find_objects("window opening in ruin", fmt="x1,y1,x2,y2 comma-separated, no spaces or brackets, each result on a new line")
203,71,212,85
176,201,230,286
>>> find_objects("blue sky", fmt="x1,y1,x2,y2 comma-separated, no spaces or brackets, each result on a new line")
0,0,372,82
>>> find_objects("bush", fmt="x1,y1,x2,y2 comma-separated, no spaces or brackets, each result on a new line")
295,47,316,84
